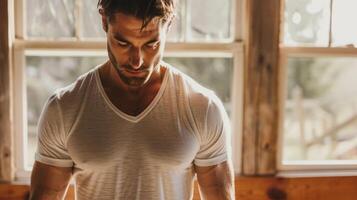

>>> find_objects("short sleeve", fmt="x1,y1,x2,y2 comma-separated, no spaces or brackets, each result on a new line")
35,94,74,167
194,94,232,166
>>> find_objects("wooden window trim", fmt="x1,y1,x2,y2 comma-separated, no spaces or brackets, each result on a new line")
278,0,357,171
277,46,357,171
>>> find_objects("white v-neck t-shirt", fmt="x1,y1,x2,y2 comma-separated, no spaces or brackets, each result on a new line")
35,63,232,200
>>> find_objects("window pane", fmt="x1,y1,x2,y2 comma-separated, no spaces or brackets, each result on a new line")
167,3,183,42
163,57,233,115
81,0,182,40
25,1,234,41
82,0,106,38
331,0,357,47
26,56,107,168
283,57,357,162
188,0,232,41
26,56,233,167
27,0,75,38
283,0,330,46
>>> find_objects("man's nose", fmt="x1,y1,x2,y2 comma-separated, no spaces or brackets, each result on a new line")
129,47,144,70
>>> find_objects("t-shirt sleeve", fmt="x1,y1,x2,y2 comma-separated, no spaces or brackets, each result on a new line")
194,94,232,166
35,94,74,167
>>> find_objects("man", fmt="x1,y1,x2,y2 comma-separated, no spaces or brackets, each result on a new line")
30,0,235,199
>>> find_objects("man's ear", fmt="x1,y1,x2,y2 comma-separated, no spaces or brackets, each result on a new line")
99,8,108,32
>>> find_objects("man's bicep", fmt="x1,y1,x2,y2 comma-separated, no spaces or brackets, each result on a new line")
194,161,235,200
36,94,73,165
194,94,231,166
30,161,73,200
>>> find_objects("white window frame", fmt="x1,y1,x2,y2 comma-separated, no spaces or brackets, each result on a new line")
12,0,246,182
277,0,357,176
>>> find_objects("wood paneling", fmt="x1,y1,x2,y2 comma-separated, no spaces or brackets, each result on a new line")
0,184,74,200
2,176,357,200
0,184,28,200
235,176,357,200
0,0,14,182
242,0,281,175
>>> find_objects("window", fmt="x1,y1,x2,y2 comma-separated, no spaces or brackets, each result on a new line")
13,0,244,179
279,0,357,172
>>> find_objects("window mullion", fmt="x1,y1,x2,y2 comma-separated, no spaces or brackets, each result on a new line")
15,0,25,39
233,0,244,41
328,0,334,47
74,0,82,40
281,46,357,57
230,44,244,173
12,45,27,173
19,39,242,53
183,0,190,42
277,48,289,172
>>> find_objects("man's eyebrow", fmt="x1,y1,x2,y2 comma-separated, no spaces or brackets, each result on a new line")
146,36,160,44
113,33,130,43
113,33,160,44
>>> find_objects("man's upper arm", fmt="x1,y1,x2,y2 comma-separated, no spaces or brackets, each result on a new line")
193,92,232,167
30,161,73,200
31,94,74,199
190,92,234,199
35,94,74,167
194,161,235,200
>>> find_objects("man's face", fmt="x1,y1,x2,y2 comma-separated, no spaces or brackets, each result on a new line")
102,12,170,89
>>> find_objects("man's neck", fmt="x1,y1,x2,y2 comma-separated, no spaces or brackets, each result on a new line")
101,61,165,99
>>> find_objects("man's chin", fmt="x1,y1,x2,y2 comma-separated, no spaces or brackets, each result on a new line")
123,79,148,89
118,72,147,86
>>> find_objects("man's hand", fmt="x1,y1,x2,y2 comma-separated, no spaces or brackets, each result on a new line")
30,161,73,200
194,161,235,200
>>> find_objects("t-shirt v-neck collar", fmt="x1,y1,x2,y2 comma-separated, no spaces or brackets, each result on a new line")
95,67,169,123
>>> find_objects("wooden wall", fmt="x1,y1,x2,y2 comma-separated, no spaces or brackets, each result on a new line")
2,176,357,200
0,0,14,182
242,0,281,175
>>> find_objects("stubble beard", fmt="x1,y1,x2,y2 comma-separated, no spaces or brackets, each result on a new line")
107,44,151,88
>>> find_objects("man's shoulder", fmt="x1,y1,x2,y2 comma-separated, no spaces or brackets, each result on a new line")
168,64,216,106
52,67,97,104
37,67,100,140
167,64,227,135
167,64,221,120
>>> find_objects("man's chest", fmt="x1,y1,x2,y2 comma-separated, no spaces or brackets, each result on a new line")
66,112,200,171
104,87,158,117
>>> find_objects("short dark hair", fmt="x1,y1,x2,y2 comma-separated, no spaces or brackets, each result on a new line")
98,0,176,29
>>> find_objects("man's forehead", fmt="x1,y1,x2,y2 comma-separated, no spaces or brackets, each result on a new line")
113,26,159,39
110,12,162,33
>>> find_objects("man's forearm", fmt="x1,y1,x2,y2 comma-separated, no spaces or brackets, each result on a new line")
30,161,72,200
196,161,235,200
199,177,235,200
